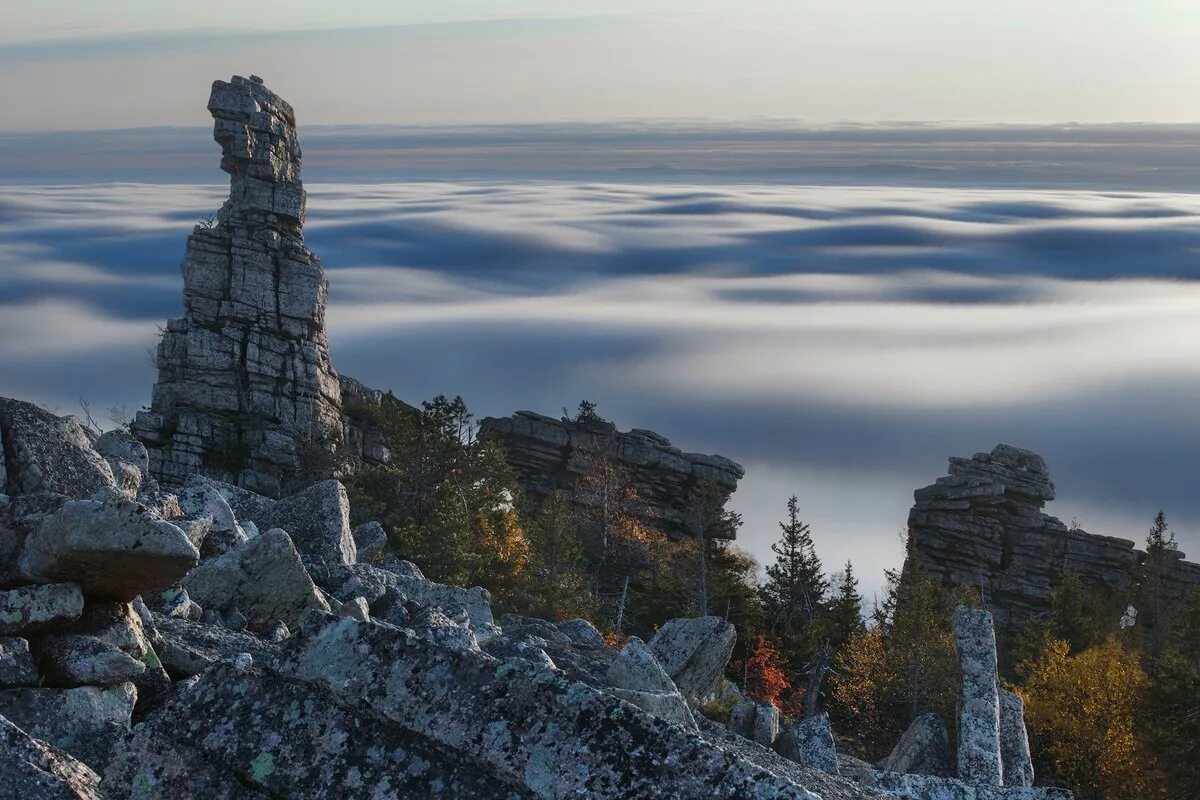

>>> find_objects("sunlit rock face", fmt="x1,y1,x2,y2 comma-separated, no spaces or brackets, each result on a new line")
907,444,1200,638
480,411,744,541
134,76,343,498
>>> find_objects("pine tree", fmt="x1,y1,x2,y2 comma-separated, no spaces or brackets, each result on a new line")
1140,510,1179,658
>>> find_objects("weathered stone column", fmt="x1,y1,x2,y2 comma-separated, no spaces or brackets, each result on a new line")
999,689,1035,787
953,605,1002,786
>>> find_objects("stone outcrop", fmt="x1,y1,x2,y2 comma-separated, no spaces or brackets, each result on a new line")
650,615,737,702
480,411,744,540
729,699,780,747
134,76,343,497
0,399,114,500
907,444,1200,636
999,690,1034,788
954,606,1002,787
776,714,839,775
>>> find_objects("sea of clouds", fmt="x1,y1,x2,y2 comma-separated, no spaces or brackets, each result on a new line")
3,173,1200,602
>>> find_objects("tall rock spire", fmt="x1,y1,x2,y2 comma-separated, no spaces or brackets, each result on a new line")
135,75,343,496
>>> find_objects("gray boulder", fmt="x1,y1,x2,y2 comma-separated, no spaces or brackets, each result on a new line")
181,528,329,630
882,712,950,777
648,615,736,701
149,613,281,679
607,686,698,730
0,638,37,688
258,480,356,569
142,586,203,620
95,429,149,479
0,683,136,771
0,583,83,636
776,713,839,775
729,699,780,747
0,398,114,499
860,770,1072,800
33,634,145,687
20,500,198,601
351,520,387,562
1000,690,1034,787
953,606,1002,786
557,618,606,647
66,602,152,662
606,636,678,692
0,713,102,800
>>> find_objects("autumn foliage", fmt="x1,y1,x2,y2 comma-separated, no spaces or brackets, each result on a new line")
738,635,791,710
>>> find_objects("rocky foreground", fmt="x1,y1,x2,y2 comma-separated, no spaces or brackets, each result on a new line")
0,401,1071,799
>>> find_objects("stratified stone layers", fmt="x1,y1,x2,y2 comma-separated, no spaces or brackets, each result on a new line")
480,412,744,541
907,444,1200,635
135,76,342,497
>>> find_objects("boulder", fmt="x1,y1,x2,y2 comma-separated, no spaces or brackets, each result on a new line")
270,614,834,799
0,398,114,499
606,636,678,693
0,683,136,771
0,638,37,688
607,687,698,730
351,520,387,562
95,430,150,479
149,614,281,679
729,699,780,748
33,634,145,687
776,713,839,775
882,712,950,777
557,618,606,647
66,602,151,662
20,500,198,601
648,615,736,701
181,528,329,630
412,607,479,652
1000,690,1034,787
953,606,1002,786
252,479,355,569
859,770,1072,800
105,662,539,800
0,712,102,800
0,583,83,636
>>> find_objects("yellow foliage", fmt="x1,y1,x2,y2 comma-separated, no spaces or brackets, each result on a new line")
830,627,887,731
1020,636,1166,800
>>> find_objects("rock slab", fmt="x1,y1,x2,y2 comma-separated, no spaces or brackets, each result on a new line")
953,606,1002,787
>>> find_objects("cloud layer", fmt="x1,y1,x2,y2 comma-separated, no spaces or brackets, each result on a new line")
3,179,1199,600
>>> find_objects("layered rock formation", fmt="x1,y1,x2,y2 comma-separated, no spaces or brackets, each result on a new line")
907,444,1200,635
134,76,343,497
480,411,744,540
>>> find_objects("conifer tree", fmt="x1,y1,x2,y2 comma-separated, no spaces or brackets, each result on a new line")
761,495,827,634
825,560,864,651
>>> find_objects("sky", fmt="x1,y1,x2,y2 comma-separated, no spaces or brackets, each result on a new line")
2,2,1199,604
2,1,1198,129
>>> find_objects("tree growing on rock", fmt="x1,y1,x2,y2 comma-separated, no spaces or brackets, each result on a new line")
760,496,827,677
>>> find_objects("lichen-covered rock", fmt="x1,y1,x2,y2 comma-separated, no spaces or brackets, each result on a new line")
32,634,145,687
859,770,1072,800
954,606,1002,786
882,712,950,777
95,430,149,480
20,500,198,601
606,636,678,693
1000,690,1034,787
0,398,114,500
729,700,780,748
0,583,83,636
181,528,328,630
133,76,344,498
556,618,606,647
256,479,355,568
273,614,832,799
142,586,203,620
0,638,37,688
480,411,744,541
607,686,698,731
66,602,151,662
149,614,281,679
0,683,136,772
104,661,538,800
776,714,839,775
351,520,386,562
648,615,736,701
0,712,102,800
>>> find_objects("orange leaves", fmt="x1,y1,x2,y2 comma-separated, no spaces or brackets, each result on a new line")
739,635,792,710
830,627,887,728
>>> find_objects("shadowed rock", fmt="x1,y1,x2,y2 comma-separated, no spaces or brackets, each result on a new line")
0,399,114,499
0,713,102,800
1000,690,1034,787
20,500,198,601
0,638,37,688
648,615,735,701
181,527,328,631
776,713,839,775
0,583,83,637
729,700,780,748
882,712,950,777
0,683,136,772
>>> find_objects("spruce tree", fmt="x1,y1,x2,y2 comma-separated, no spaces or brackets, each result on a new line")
825,560,864,651
761,495,827,669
